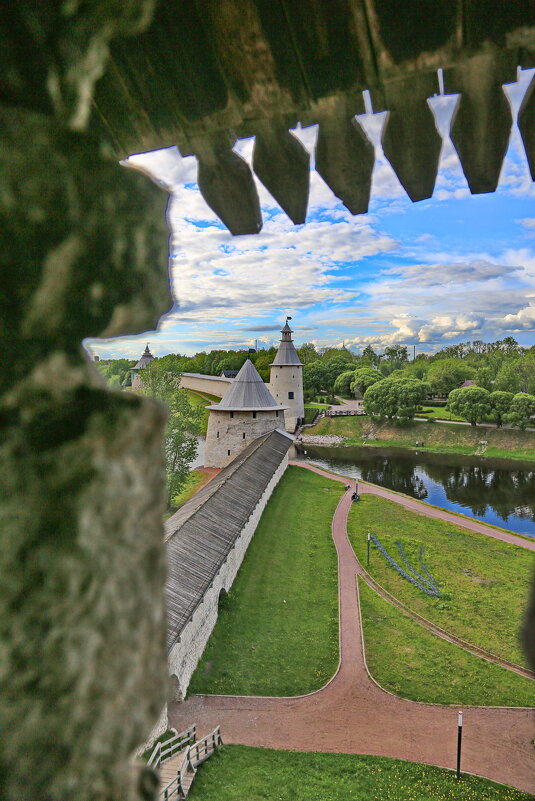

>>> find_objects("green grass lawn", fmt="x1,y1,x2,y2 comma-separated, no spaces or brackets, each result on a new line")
308,415,535,461
359,579,535,707
348,495,533,667
418,406,466,422
188,745,531,801
188,466,343,696
170,469,207,510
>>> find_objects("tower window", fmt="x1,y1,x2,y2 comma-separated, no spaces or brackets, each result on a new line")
217,431,219,438
242,432,246,439
276,411,279,417
252,411,257,419
227,450,231,456
288,392,294,400
230,411,234,418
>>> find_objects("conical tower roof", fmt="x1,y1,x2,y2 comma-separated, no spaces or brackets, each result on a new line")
133,343,154,370
270,319,302,366
207,359,288,412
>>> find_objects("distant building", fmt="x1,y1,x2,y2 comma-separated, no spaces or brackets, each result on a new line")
204,359,288,468
130,344,154,390
460,379,477,388
269,318,304,432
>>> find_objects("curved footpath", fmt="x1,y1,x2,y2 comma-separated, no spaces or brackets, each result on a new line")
295,460,535,553
169,464,535,794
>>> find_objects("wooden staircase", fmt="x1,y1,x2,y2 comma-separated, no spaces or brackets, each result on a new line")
150,725,223,800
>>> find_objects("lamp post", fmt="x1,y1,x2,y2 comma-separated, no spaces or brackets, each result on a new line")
456,711,463,780
367,532,370,567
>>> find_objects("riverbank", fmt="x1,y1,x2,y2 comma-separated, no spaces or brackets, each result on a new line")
304,416,535,461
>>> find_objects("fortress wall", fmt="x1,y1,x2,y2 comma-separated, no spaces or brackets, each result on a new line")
179,373,232,398
168,453,288,698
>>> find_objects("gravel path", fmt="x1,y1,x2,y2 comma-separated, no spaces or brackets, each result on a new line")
169,464,535,794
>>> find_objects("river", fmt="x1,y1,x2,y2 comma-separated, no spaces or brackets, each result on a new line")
293,444,535,539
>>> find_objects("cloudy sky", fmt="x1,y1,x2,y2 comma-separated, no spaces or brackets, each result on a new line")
87,69,535,361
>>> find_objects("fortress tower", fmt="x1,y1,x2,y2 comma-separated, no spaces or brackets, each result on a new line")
130,343,154,389
269,318,304,432
204,359,288,468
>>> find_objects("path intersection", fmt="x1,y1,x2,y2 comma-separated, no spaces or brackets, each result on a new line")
169,463,535,794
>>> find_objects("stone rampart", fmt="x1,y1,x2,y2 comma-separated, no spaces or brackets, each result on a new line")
168,454,288,698
179,373,232,398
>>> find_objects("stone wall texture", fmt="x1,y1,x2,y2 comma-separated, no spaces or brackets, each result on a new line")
179,373,233,398
2,6,172,800
205,410,283,467
269,365,304,432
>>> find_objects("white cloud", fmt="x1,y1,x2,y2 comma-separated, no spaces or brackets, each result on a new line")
501,301,535,331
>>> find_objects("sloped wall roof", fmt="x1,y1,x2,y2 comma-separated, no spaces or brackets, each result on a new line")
165,428,293,651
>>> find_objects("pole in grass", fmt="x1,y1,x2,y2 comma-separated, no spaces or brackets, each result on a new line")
456,710,463,780
367,532,370,567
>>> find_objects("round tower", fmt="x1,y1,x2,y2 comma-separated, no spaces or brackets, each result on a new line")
131,343,154,389
204,359,288,468
268,318,304,432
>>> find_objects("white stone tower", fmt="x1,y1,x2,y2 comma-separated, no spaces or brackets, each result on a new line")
269,318,304,432
131,343,154,390
204,359,288,468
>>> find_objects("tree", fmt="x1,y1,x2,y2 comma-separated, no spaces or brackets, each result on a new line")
97,357,135,388
141,362,203,505
333,370,357,397
297,342,318,365
489,391,514,428
303,360,329,395
504,393,535,431
323,357,356,391
361,344,380,367
475,366,493,391
446,386,492,426
381,345,409,375
363,377,428,422
351,367,383,396
495,356,535,395
427,359,475,397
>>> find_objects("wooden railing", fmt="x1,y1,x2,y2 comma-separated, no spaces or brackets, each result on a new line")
189,726,223,768
160,726,223,800
326,409,363,417
147,724,197,770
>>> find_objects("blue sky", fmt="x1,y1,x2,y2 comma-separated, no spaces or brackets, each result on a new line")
87,69,535,360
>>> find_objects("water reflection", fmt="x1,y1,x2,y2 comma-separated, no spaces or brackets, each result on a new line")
294,444,535,538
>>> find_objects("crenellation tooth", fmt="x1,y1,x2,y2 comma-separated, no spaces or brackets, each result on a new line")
315,98,375,216
381,73,442,202
252,121,310,225
193,133,262,235
518,72,535,181
445,51,516,194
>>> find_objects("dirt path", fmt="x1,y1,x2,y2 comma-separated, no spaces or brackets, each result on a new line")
169,466,535,794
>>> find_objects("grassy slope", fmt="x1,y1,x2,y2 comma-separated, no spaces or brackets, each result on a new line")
171,469,207,510
188,466,343,696
359,579,535,707
308,416,535,461
348,495,533,667
188,746,531,801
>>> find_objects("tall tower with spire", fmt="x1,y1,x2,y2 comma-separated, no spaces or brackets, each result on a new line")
131,343,154,389
204,359,288,468
269,318,304,432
